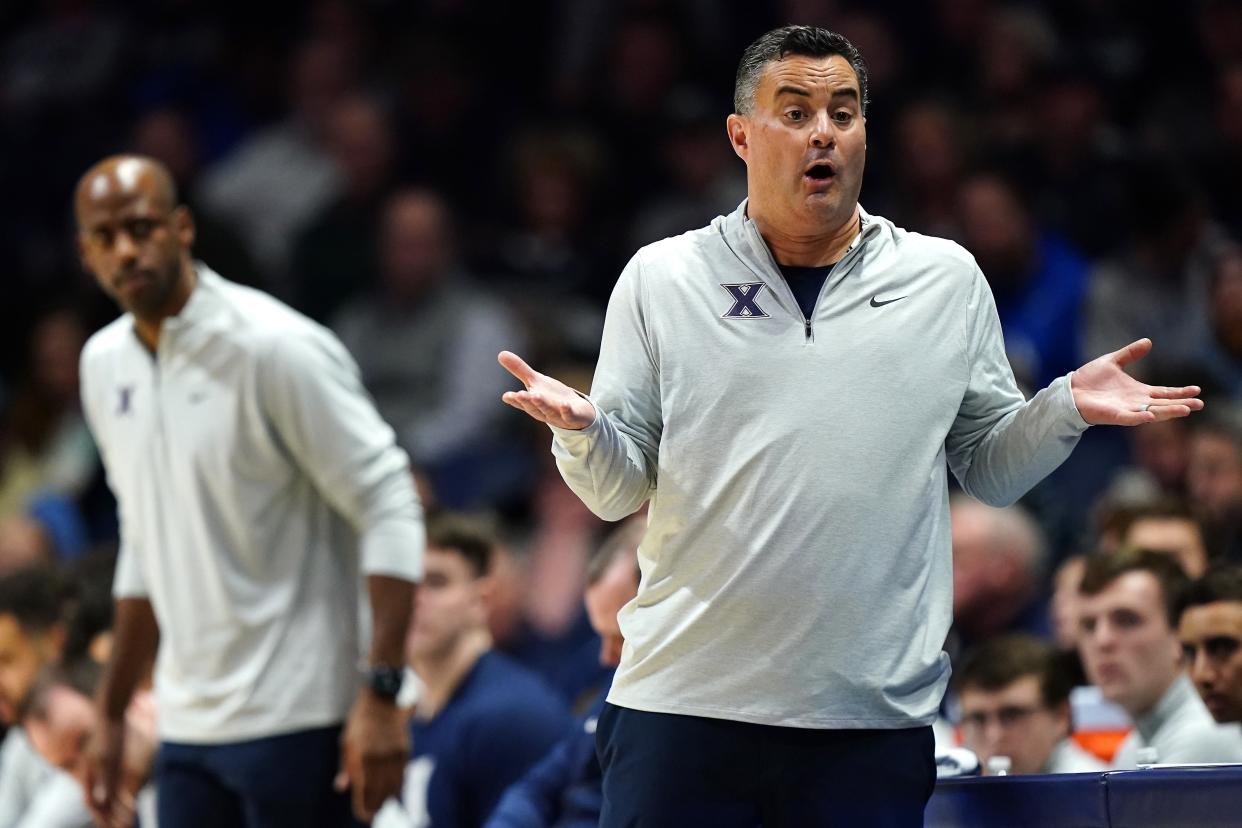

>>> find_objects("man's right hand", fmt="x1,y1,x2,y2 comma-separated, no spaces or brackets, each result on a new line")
79,717,127,827
498,351,596,430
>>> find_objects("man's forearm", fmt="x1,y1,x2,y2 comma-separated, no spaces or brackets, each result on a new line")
367,575,415,668
97,598,159,722
551,410,656,522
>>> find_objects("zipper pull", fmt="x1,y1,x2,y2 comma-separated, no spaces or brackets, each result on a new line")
804,318,813,342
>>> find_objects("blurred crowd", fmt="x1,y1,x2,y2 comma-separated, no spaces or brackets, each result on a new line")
0,0,1241,823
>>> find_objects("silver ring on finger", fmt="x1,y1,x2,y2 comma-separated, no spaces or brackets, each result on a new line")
1139,403,1150,413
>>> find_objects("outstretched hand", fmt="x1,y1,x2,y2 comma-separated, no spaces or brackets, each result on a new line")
1070,338,1204,426
498,351,596,430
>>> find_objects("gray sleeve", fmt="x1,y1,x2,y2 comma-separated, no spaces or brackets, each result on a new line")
258,327,425,581
550,254,661,521
946,266,1090,507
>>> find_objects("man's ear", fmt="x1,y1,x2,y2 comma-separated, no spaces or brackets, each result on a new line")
726,113,749,162
172,204,196,249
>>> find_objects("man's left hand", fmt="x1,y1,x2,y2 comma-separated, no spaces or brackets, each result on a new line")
335,691,410,822
1070,338,1204,426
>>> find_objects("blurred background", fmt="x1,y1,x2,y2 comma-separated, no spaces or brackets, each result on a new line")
0,0,1240,702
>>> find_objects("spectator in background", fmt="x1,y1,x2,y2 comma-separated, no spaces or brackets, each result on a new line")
949,495,1050,658
391,34,495,208
1122,500,1210,578
955,171,1089,389
1030,65,1127,258
21,659,158,828
199,37,353,281
1196,65,1242,236
490,130,612,309
0,309,97,522
1115,416,1194,503
377,514,571,828
629,88,747,250
1083,162,1228,375
592,15,689,210
1180,564,1242,724
973,6,1058,157
1192,246,1242,398
1188,410,1242,561
333,189,525,506
887,99,968,240
1077,548,1242,767
1051,555,1088,650
290,92,399,323
485,515,645,828
0,516,53,576
0,566,92,828
956,634,1105,775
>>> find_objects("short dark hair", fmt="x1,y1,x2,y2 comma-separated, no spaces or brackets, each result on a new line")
1079,548,1191,628
1192,407,1242,457
734,26,869,116
426,512,495,578
1184,564,1242,613
0,565,71,635
954,634,1075,709
62,549,117,664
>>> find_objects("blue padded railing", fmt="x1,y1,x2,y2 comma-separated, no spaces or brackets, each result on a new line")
927,765,1242,828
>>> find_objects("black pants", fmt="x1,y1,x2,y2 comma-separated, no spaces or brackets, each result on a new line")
156,725,363,828
596,704,935,828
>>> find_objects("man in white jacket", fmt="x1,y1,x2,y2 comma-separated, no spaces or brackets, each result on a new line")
498,24,1204,827
74,154,424,828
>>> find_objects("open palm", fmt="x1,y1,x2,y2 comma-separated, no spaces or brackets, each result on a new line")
1071,339,1204,426
498,351,596,430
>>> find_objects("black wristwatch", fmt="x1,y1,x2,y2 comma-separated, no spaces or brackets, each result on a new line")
366,664,404,702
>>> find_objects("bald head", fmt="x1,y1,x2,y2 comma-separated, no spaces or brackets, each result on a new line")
74,155,178,226
75,155,195,338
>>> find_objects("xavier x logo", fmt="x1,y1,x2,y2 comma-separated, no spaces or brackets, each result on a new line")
720,283,769,319
116,385,134,415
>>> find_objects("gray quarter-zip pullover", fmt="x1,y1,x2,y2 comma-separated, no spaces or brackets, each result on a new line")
550,202,1090,729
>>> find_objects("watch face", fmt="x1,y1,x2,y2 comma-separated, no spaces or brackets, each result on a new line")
371,666,403,698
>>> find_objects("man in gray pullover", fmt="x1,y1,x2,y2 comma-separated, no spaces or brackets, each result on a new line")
499,25,1204,827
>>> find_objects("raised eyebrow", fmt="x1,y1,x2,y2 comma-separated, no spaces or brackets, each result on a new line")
774,86,860,102
775,85,812,99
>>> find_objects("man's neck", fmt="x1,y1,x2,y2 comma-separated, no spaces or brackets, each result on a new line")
413,629,492,719
1131,672,1181,726
133,260,198,353
751,205,861,267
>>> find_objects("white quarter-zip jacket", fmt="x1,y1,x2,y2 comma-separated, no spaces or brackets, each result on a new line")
551,202,1091,729
81,265,424,743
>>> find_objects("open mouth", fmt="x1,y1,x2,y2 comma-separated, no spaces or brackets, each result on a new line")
804,161,836,184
